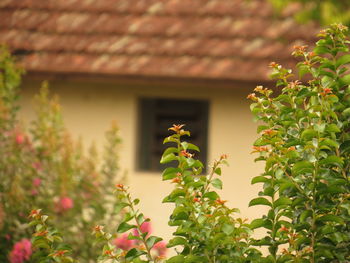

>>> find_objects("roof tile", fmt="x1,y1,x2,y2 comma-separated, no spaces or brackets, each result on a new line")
0,0,319,81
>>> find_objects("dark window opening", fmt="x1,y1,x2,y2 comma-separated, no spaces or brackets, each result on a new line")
137,98,209,172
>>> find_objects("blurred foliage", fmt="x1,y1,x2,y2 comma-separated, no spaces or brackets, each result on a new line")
248,23,350,262
269,0,350,26
0,45,124,263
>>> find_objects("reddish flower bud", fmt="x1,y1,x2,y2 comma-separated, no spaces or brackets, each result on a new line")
320,88,332,96
247,93,258,101
262,129,276,136
279,226,289,232
193,197,201,203
215,199,227,205
180,150,193,158
168,124,185,133
94,225,104,232
269,62,279,68
171,177,181,184
34,230,48,237
29,209,41,218
252,146,269,153
52,250,69,257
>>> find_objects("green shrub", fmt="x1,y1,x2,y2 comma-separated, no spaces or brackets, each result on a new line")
0,46,124,262
248,23,350,262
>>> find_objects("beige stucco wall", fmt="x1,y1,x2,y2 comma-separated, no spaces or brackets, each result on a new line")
18,78,265,242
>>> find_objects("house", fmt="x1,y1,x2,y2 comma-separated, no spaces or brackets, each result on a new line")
0,0,318,241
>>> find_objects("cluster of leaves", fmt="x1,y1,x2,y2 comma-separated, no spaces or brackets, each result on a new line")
29,209,75,263
248,23,350,262
159,125,261,263
269,0,350,26
0,46,124,262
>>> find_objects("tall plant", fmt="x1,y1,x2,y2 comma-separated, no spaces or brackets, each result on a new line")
0,46,124,262
248,23,350,262
99,125,261,263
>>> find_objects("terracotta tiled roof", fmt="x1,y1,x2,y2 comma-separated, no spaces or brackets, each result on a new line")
0,0,319,82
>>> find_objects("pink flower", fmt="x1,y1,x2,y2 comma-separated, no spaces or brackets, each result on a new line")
113,234,135,250
32,178,41,187
133,221,152,237
153,241,167,256
15,134,25,145
57,197,74,212
9,239,32,263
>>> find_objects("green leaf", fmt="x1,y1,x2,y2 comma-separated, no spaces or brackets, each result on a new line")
317,214,344,224
273,197,292,208
257,125,269,133
336,54,350,68
167,255,185,263
214,167,221,175
197,215,206,224
184,255,208,263
181,141,189,150
321,76,334,88
127,232,142,241
340,140,350,154
340,75,350,86
186,158,195,167
251,175,269,184
163,189,186,203
167,237,188,248
172,206,189,220
300,210,312,222
292,161,314,176
125,248,147,261
117,222,136,233
298,64,310,78
170,189,186,198
263,186,274,197
320,138,339,148
163,136,178,144
250,218,267,229
187,143,200,152
314,45,330,55
249,197,272,207
203,191,219,200
222,223,234,235
160,153,177,164
162,147,178,157
193,160,204,168
211,178,223,189
146,236,163,249
114,202,129,214
325,124,340,133
343,107,350,117
319,155,343,167
162,167,181,180
301,129,317,141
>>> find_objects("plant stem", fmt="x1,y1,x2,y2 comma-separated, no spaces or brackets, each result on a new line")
126,193,154,262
